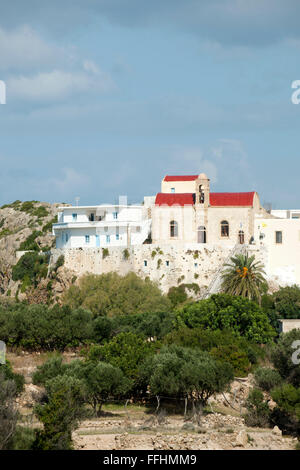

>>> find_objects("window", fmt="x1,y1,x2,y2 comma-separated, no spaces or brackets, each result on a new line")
170,220,178,237
104,226,108,232
194,263,198,268
85,235,90,244
197,226,206,243
89,213,95,221
238,230,245,244
221,220,229,237
136,226,141,232
171,187,175,193
72,213,77,221
65,233,69,243
106,235,110,243
116,233,119,241
144,260,148,267
275,231,282,244
166,260,169,267
113,212,118,220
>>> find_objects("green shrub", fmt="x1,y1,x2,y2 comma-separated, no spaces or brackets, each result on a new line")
11,426,36,450
164,328,255,377
96,332,159,384
254,367,283,392
54,255,65,271
12,251,49,287
244,388,270,427
62,272,171,317
167,285,188,307
270,329,300,387
19,231,42,251
0,303,94,351
33,375,86,450
176,293,276,343
33,355,67,385
42,216,58,233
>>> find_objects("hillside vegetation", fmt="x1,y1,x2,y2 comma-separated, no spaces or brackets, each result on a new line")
0,200,74,301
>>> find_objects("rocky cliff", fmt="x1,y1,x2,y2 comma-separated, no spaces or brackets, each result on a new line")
0,200,74,301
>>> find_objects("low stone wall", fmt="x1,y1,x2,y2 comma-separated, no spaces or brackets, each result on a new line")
51,243,265,294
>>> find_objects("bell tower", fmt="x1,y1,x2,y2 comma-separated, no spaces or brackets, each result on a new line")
195,173,210,208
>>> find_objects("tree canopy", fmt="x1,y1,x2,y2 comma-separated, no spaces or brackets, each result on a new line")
62,272,171,317
175,293,276,343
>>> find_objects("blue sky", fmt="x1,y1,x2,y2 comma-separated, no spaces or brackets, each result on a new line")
0,1,300,208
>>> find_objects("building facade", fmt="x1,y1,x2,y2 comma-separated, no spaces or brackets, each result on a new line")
152,173,270,246
51,172,300,291
53,203,151,249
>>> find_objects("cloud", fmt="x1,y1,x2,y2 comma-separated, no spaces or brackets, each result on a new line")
7,65,114,102
0,26,67,72
1,1,300,47
0,26,115,103
166,139,254,191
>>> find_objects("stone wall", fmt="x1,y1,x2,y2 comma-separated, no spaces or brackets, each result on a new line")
51,243,266,295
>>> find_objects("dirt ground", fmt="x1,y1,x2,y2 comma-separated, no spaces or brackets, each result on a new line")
7,351,299,451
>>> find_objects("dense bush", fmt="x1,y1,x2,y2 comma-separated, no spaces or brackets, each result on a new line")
0,363,25,450
12,251,49,287
176,293,276,343
270,329,300,387
33,375,86,450
167,285,188,307
88,332,159,388
254,367,283,392
163,327,262,377
0,303,94,350
62,272,171,317
109,311,175,340
270,384,300,436
2,361,25,394
244,388,271,427
19,231,42,251
33,356,68,385
269,286,300,320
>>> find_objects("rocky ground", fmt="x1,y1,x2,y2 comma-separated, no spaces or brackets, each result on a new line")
72,413,297,451
8,352,298,451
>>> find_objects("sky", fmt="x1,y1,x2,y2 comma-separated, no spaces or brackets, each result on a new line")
0,0,300,208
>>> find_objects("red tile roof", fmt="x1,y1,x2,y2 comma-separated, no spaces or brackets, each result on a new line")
155,191,255,207
209,192,255,206
164,175,198,182
155,193,195,206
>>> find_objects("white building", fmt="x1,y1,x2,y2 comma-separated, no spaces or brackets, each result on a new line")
271,209,300,219
53,203,151,249
254,216,300,286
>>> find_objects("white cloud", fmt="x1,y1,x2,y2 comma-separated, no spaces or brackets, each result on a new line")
0,26,115,103
7,65,114,101
0,26,66,72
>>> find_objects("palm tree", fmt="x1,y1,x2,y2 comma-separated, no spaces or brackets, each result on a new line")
221,252,267,304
